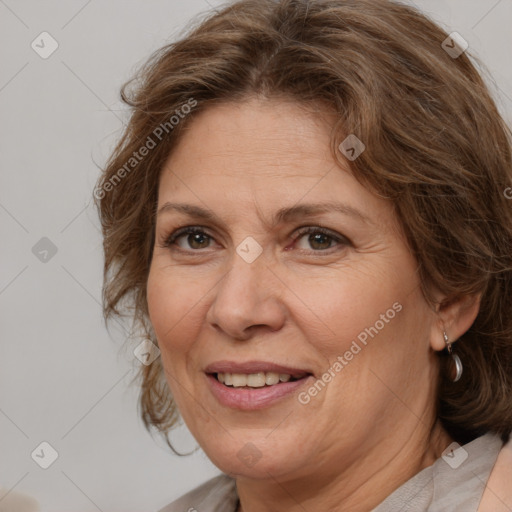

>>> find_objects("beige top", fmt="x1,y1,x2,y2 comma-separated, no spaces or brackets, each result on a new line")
158,432,508,512
0,488,40,512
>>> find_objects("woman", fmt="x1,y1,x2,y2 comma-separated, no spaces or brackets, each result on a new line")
95,0,512,510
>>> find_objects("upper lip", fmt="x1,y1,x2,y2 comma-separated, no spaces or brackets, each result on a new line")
204,360,313,379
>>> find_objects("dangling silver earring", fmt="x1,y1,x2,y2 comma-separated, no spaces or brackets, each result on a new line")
443,331,463,382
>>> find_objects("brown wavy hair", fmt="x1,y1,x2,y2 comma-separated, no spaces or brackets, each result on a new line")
95,0,512,450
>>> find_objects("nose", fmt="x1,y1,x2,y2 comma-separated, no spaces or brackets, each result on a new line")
206,251,286,341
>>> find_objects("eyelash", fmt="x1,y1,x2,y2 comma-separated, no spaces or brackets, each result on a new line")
160,225,350,255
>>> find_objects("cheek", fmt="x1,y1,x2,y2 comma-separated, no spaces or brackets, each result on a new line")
290,263,406,353
146,261,219,378
147,266,199,351
146,268,201,406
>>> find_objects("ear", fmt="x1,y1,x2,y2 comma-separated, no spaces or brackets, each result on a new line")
430,293,482,351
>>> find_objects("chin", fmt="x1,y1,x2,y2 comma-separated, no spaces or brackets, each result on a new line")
200,435,306,480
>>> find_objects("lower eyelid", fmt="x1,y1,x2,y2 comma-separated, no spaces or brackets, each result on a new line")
294,238,346,253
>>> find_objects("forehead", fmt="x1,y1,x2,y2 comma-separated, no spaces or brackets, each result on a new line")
156,98,394,232
161,98,336,181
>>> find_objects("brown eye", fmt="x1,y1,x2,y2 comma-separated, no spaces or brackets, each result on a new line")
305,232,334,250
163,227,215,251
184,232,211,249
293,227,349,253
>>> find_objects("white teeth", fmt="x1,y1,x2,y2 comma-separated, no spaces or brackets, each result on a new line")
216,371,298,387
232,374,248,387
247,373,266,387
265,372,280,385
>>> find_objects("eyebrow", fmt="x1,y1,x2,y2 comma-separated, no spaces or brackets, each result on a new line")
157,201,372,227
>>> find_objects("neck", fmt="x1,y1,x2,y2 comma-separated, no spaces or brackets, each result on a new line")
235,419,452,512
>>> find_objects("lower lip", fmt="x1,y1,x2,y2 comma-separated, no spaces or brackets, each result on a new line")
206,373,313,410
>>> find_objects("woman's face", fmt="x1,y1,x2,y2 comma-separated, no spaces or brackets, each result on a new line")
147,98,442,480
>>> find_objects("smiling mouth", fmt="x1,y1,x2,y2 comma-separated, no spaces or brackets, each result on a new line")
211,371,311,388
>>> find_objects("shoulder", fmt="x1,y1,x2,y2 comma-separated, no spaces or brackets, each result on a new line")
157,473,238,512
478,436,512,512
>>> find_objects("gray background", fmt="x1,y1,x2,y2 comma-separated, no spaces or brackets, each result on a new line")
1,0,511,510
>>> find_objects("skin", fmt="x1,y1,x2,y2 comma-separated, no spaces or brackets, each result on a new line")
147,97,481,512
